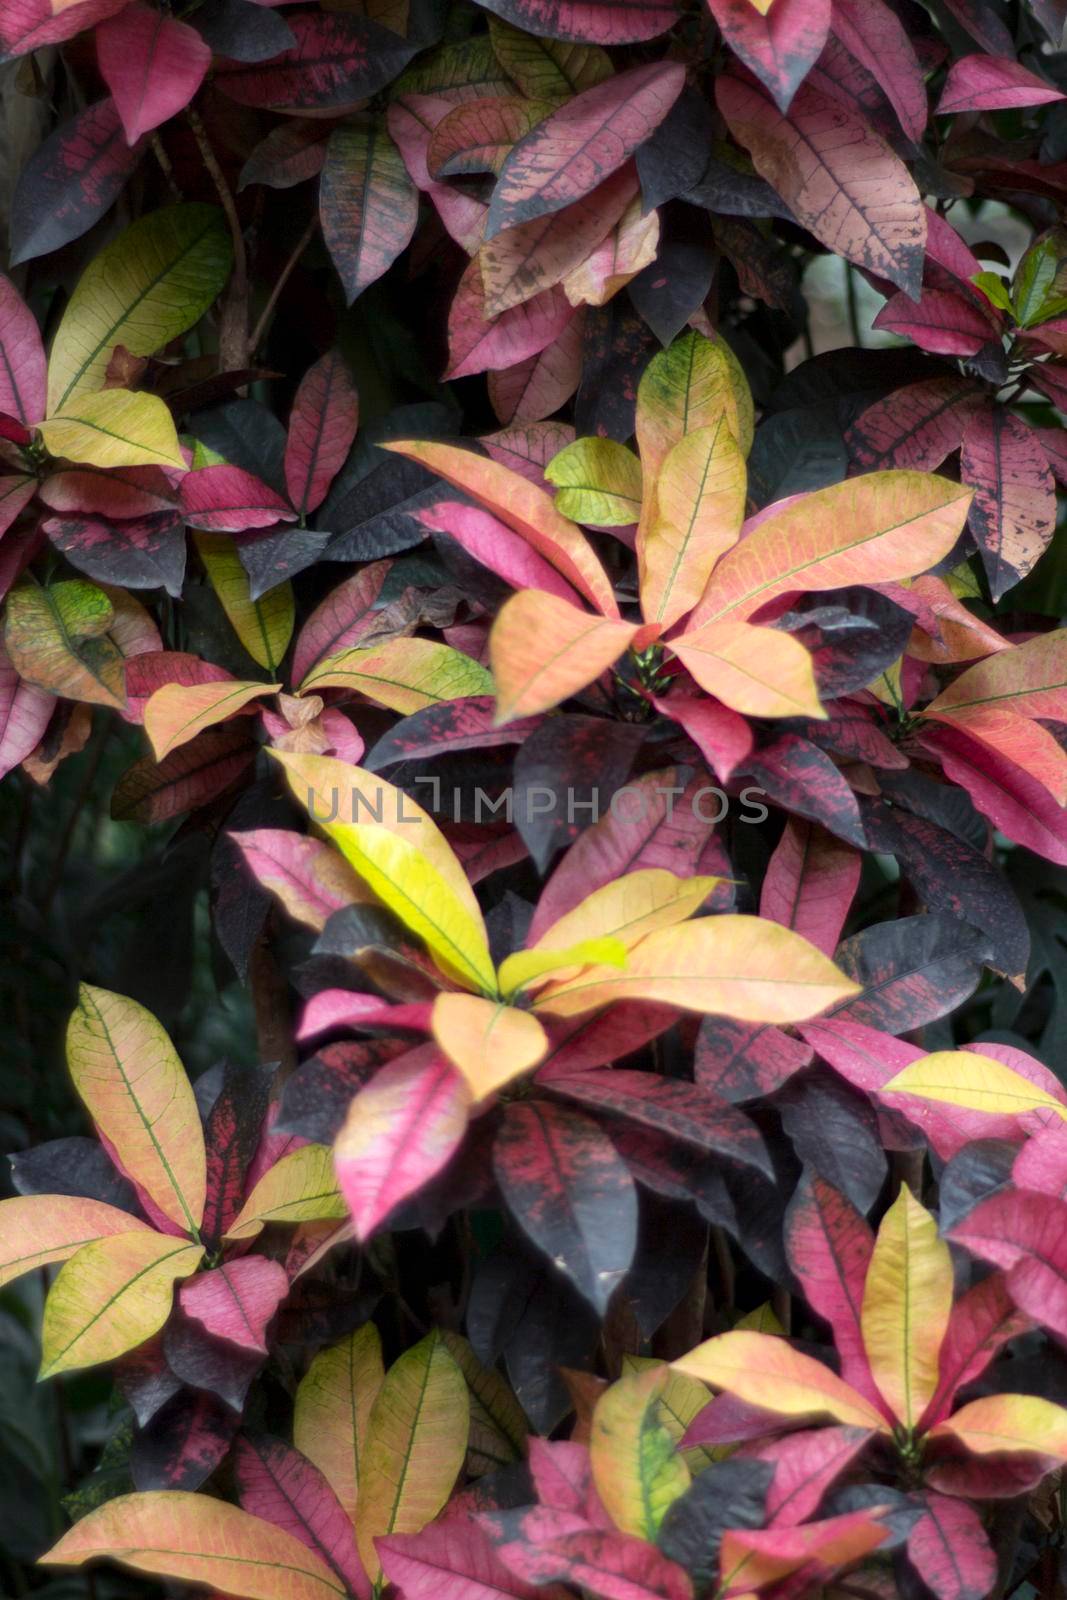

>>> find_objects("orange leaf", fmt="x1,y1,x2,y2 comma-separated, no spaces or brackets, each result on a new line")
924,627,1067,722
0,1193,152,1290
144,678,279,760
489,589,637,722
930,1393,1067,1459
431,993,549,1100
672,1329,889,1430
639,416,746,629
669,619,824,719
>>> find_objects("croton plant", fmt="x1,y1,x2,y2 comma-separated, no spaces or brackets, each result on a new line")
5,0,1067,1594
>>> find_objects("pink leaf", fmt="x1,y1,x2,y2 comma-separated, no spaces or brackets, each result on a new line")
707,0,830,112
0,273,46,425
529,1439,595,1513
1013,1124,1067,1197
923,208,984,288
654,696,753,784
830,0,927,140
536,1005,678,1079
921,1273,1030,1428
920,721,1067,865
938,54,1065,114
39,465,176,519
760,818,861,957
284,350,359,517
387,95,488,254
482,1514,691,1600
179,465,296,533
416,500,583,605
95,2,211,144
873,288,998,357
380,1516,548,1600
235,1434,369,1598
0,476,36,540
0,0,128,63
180,1257,289,1353
481,166,638,316
230,830,364,932
0,644,54,780
490,316,585,425
753,1425,873,1527
334,1044,472,1239
949,1189,1067,1341
717,75,926,298
487,63,685,236
472,0,678,44
124,651,233,724
960,407,1057,600
846,376,983,471
297,991,432,1041
448,257,576,380
481,420,576,487
906,1494,996,1600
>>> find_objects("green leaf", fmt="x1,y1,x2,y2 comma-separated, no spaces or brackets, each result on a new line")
545,437,643,526
590,1364,691,1539
196,532,294,673
38,389,184,469
40,1234,203,1378
4,579,126,707
299,637,493,710
47,204,232,413
971,271,1015,317
1013,226,1067,328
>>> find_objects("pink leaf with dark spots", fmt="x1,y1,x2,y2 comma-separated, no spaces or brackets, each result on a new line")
694,1016,811,1103
937,54,1065,114
417,500,583,604
215,12,417,111
96,4,211,144
474,0,679,45
180,465,296,533
708,0,830,112
830,0,927,140
873,288,998,357
960,408,1056,600
906,1494,996,1600
0,644,54,780
180,1257,289,1353
949,1189,1067,1341
334,1044,471,1239
42,512,187,600
387,96,488,254
481,1510,690,1600
846,376,983,471
448,256,576,380
760,819,861,957
291,561,391,684
481,420,576,485
284,350,359,517
490,316,586,425
319,123,419,307
0,274,45,425
487,63,685,236
745,734,866,851
381,1516,550,1600
752,1425,872,1526
10,97,144,266
235,1434,369,1597
717,75,926,298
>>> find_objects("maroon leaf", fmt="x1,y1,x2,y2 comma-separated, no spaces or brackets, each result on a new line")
846,375,983,471
42,512,186,599
0,475,35,541
656,697,753,785
537,1005,679,1078
235,1433,369,1597
381,1516,549,1600
906,1493,996,1600
291,561,391,683
96,3,211,143
201,1062,271,1245
130,1387,239,1491
10,98,143,266
320,122,419,306
745,735,866,850
694,1017,812,1103
708,0,830,112
180,464,296,533
486,63,685,236
215,13,418,111
366,696,541,771
718,75,925,298
493,1100,637,1314
284,350,359,518
180,1257,289,1354
873,289,998,358
938,54,1065,114
960,406,1056,599
830,0,926,140
921,1273,1030,1429
752,1425,872,1526
0,273,45,425
473,0,679,46
760,818,861,957
111,723,257,823
0,0,128,63
482,1511,690,1600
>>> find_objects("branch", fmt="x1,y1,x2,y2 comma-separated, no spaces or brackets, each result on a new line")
250,213,319,353
186,104,249,368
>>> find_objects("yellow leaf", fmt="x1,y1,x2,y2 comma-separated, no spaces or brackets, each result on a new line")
40,1490,346,1600
40,1233,203,1377
591,1364,691,1539
196,532,294,673
300,638,493,711
144,679,280,760
636,330,754,487
47,204,232,413
639,417,747,629
4,580,126,708
860,1186,953,1430
355,1330,470,1580
38,390,183,470
688,472,972,628
0,1194,152,1290
67,984,206,1237
497,937,628,997
431,993,548,1100
882,1051,1067,1123
533,916,859,1025
225,1146,347,1241
533,868,720,954
294,1324,384,1523
672,1330,888,1430
669,618,825,719
545,437,643,527
489,589,639,724
929,1393,1067,1458
621,1356,716,1462
735,1301,785,1334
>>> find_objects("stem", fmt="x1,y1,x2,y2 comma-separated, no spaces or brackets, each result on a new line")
248,929,296,1077
250,214,319,353
186,105,249,368
845,263,863,348
150,133,182,200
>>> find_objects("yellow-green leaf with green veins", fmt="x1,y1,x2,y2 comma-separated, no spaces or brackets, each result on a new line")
225,1146,346,1241
440,1330,529,1473
930,1394,1067,1459
591,1364,691,1539
860,1186,952,1430
47,204,232,412
488,17,613,99
294,1324,384,1523
0,1194,152,1290
40,1233,203,1377
38,390,183,469
883,1051,1067,1122
639,415,746,629
144,679,280,760
4,579,126,708
355,1330,470,1580
546,437,643,526
300,637,493,711
636,330,754,493
533,869,721,955
196,532,294,672
498,937,628,997
673,1330,889,1430
67,984,206,1235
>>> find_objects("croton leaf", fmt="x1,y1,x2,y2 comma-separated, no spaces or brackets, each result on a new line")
196,533,295,673
490,590,641,722
284,350,360,517
225,1146,347,1241
673,1330,889,1430
9,97,142,266
294,1324,384,1523
960,407,1056,600
638,415,746,630
0,1192,151,1290
785,1173,881,1409
590,1363,690,1538
937,53,1066,114
431,993,549,1100
320,124,419,306
670,619,824,720
215,12,418,111
144,679,279,760
300,636,493,711
179,1257,290,1354
0,272,46,425
232,829,367,931
38,390,184,470
95,2,211,143
180,464,295,533
929,1393,1067,1459
235,1434,369,1597
860,1186,953,1431
707,0,829,113
906,1492,996,1600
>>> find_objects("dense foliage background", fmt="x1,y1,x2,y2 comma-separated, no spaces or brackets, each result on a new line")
4,0,1067,1596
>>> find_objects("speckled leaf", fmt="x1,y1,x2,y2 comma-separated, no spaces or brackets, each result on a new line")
10,98,143,266
708,0,830,112
960,408,1056,600
320,124,419,306
215,13,418,111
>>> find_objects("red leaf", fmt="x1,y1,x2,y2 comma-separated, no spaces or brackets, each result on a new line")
960,407,1056,599
906,1493,996,1600
920,721,1067,865
291,562,391,684
654,697,753,785
111,722,257,823
938,54,1065,114
694,1017,812,1102
537,1005,678,1078
707,0,830,112
475,0,679,46
201,1063,271,1245
180,1258,289,1353
123,652,233,724
830,0,926,140
299,991,433,1040
846,376,983,471
0,645,54,780
746,734,866,851
759,819,861,957
10,97,144,266
493,1100,637,1314
487,63,685,236
334,1044,472,1240
235,1433,369,1597
717,75,925,298
417,499,583,604
381,1516,548,1600
0,273,45,425
215,13,417,111
873,289,998,358
448,257,576,380
284,350,359,518
752,1425,872,1526
921,1273,1030,1429
490,316,585,425
179,464,296,532
483,1513,691,1600
96,3,210,143
319,123,419,306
